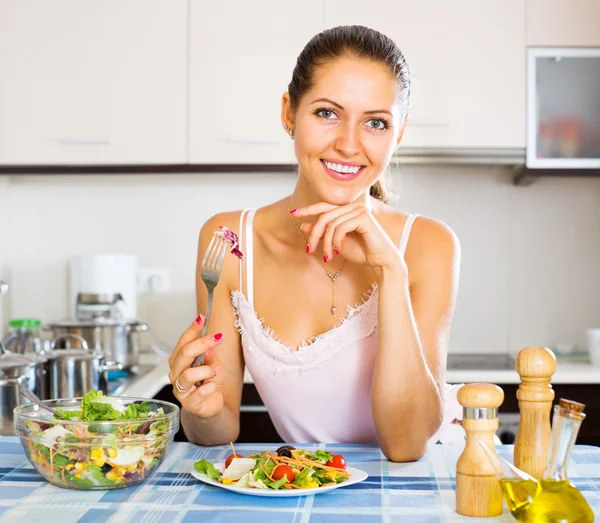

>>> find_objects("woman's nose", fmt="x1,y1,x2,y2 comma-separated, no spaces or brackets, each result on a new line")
334,122,361,157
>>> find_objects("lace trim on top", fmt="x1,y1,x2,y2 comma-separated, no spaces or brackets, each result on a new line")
231,283,379,372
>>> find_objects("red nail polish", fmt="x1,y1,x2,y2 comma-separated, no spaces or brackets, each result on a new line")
323,254,329,263
195,315,203,325
289,208,298,214
334,247,341,255
212,333,223,342
306,244,311,254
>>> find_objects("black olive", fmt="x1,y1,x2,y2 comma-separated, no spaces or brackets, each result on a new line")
275,445,295,458
101,463,112,473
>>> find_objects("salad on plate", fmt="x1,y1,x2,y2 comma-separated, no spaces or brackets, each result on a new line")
194,444,353,491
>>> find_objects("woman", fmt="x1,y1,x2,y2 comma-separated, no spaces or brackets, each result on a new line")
168,25,461,462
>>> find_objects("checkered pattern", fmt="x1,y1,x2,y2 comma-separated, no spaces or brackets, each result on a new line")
0,437,598,522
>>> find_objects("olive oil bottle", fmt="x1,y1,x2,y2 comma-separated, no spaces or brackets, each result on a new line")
499,399,595,522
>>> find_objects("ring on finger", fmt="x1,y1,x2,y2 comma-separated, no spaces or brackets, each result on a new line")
175,376,192,394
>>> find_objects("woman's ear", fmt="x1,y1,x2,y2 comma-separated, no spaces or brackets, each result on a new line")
395,115,409,149
281,92,295,135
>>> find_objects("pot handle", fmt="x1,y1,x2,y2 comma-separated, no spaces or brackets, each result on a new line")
102,360,123,372
50,333,90,351
127,323,149,333
0,375,29,386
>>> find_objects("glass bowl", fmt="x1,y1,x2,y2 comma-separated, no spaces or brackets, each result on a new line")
14,397,180,490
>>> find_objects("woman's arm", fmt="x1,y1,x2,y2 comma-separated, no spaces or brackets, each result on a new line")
372,217,460,462
173,212,246,446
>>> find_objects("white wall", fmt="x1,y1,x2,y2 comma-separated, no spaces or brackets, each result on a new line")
1,166,600,356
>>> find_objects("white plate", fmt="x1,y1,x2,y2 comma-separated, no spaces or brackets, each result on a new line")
191,461,368,497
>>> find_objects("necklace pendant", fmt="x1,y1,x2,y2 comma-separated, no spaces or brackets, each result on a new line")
331,306,337,314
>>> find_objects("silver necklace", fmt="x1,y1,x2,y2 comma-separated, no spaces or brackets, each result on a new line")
287,197,345,315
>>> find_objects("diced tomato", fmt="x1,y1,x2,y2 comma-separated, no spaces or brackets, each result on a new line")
272,464,296,483
224,453,244,468
325,454,346,470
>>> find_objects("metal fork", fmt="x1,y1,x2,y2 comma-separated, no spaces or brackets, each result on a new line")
192,232,228,368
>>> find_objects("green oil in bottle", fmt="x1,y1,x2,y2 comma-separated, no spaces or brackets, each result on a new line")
500,477,594,522
499,399,595,522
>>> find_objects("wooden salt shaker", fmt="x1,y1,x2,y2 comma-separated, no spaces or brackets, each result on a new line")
513,346,556,479
456,383,504,517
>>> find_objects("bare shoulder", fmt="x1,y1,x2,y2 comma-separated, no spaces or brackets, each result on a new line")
404,214,461,279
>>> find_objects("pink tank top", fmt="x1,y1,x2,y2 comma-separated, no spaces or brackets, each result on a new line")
231,209,464,445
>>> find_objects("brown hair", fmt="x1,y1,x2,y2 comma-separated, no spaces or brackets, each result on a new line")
288,25,410,204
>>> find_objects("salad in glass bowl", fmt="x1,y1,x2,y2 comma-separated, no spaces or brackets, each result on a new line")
13,390,179,490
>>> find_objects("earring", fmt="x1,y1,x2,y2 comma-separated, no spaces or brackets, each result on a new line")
283,124,294,139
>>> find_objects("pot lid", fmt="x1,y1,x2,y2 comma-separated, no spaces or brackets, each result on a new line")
47,317,142,328
48,349,101,360
0,347,37,370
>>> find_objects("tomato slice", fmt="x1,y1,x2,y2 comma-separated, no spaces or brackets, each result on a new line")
224,453,244,468
325,454,347,470
272,464,296,483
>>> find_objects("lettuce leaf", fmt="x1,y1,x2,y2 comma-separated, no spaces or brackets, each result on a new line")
194,459,222,480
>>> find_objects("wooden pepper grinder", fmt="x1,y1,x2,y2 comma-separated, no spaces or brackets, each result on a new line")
456,383,505,517
514,346,556,479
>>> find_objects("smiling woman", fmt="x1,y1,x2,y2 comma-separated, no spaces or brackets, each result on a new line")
168,25,463,463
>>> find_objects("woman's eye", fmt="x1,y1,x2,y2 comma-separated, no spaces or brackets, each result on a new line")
317,109,335,119
368,119,387,130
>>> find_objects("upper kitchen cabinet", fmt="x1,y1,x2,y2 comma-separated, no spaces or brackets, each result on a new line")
0,1,187,165
324,0,526,149
527,0,600,46
188,0,322,164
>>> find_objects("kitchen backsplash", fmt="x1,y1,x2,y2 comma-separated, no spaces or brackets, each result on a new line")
1,166,600,355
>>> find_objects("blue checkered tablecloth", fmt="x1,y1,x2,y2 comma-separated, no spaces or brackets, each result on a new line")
0,437,598,522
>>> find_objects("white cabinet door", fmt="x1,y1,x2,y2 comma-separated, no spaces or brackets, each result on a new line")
0,1,187,165
189,0,322,164
324,0,526,149
527,0,600,46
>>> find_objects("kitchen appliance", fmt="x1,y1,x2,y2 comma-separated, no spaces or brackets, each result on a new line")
45,316,147,371
2,319,44,355
69,254,138,320
43,334,122,399
0,342,48,436
526,47,600,169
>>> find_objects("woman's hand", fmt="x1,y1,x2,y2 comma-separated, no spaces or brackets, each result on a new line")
292,201,404,271
168,315,225,418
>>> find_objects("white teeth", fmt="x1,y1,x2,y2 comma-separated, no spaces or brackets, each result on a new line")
324,161,361,174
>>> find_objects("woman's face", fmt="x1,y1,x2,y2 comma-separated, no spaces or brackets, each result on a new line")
284,55,406,205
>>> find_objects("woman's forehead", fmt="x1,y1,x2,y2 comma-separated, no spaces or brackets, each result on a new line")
305,56,399,111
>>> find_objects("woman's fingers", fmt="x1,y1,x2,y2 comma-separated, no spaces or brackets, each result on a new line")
168,315,204,367
173,364,216,397
321,208,364,260
168,333,224,384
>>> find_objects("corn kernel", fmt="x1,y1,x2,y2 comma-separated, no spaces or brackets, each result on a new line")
222,478,233,485
126,464,137,472
66,463,74,470
116,467,127,476
93,458,106,468
74,462,86,472
74,473,82,479
90,448,103,461
106,471,119,482
107,448,117,458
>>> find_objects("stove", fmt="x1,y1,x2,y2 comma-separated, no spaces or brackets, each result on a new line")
447,353,515,371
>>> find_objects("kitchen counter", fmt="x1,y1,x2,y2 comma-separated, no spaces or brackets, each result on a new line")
118,353,600,400
0,438,598,522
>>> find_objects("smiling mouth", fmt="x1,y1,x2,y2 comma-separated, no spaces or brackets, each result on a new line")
320,159,366,176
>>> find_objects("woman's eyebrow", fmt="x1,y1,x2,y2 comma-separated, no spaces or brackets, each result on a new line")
310,98,392,116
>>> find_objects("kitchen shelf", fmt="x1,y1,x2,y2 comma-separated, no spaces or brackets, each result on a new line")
513,166,600,186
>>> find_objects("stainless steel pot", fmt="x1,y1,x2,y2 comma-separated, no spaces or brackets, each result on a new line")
45,339,122,399
45,319,147,370
0,344,48,436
